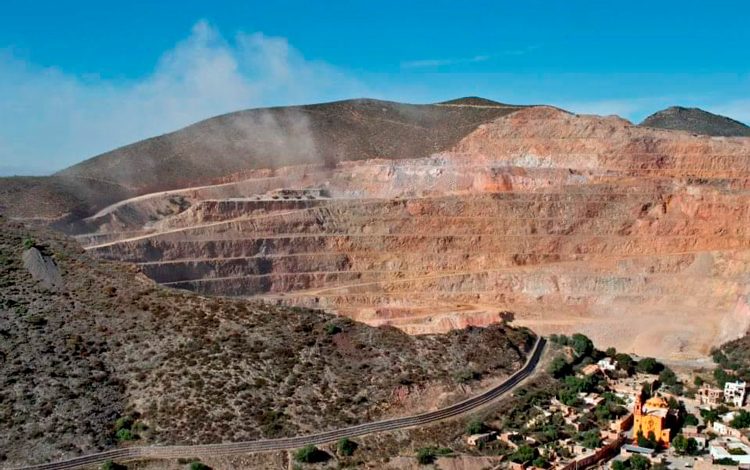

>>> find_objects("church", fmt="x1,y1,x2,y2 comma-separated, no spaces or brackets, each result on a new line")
632,394,673,446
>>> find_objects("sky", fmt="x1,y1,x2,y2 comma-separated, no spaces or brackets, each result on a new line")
1,0,749,175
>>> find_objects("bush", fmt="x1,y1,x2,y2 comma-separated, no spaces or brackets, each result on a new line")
115,428,134,441
466,418,486,435
114,416,134,432
510,445,537,463
294,445,327,463
325,323,341,335
731,410,750,429
336,437,357,456
636,357,663,374
415,447,451,465
101,461,127,470
570,333,594,358
188,463,211,470
22,238,35,250
548,356,570,378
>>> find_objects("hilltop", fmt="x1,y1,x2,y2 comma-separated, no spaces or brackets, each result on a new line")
0,216,533,468
640,106,750,136
0,98,523,220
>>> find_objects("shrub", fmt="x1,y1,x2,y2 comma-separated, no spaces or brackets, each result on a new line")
415,447,451,465
325,323,342,335
294,445,327,463
101,461,127,470
636,358,664,375
548,356,570,378
465,418,486,435
188,462,211,470
22,238,35,250
509,445,537,463
336,437,357,456
115,428,134,441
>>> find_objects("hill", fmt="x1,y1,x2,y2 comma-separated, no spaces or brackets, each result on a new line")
0,98,523,220
0,215,533,468
640,106,750,136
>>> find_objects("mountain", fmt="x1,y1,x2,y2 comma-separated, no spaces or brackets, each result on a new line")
640,106,750,137
0,98,523,220
74,105,750,361
0,215,533,467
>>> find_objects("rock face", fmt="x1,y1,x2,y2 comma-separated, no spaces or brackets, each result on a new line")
72,105,750,360
22,247,63,289
641,106,750,137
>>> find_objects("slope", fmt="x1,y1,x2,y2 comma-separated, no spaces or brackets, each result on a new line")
640,106,750,137
0,98,523,221
0,215,534,468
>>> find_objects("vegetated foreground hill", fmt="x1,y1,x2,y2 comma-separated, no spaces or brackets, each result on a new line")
0,216,534,468
0,98,522,220
640,106,750,137
78,106,750,360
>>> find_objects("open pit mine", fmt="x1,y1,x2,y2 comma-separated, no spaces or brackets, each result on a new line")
20,102,750,360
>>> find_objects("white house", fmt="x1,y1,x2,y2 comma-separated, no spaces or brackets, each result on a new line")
597,357,618,372
710,437,750,464
724,381,747,407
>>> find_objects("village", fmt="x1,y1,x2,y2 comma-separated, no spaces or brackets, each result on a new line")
462,334,750,469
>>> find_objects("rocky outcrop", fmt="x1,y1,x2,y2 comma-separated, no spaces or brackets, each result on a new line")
22,247,63,290
76,106,750,359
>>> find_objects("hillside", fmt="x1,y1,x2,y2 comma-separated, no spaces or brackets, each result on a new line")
640,106,750,136
78,106,750,361
0,98,523,220
0,216,533,468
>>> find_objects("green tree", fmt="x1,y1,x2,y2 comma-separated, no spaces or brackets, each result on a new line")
629,454,651,470
465,418,485,435
336,437,357,456
673,434,689,454
100,462,126,470
684,413,699,426
636,357,663,374
731,410,750,429
188,463,211,470
579,429,601,449
416,447,436,465
570,333,594,358
659,367,678,387
615,353,635,373
612,462,627,470
606,347,617,358
694,376,704,386
548,356,570,378
294,445,326,463
115,429,134,441
510,445,537,463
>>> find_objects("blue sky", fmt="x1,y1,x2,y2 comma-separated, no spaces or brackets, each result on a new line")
1,0,749,175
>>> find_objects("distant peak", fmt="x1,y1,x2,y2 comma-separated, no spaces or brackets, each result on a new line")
438,97,509,107
641,106,750,137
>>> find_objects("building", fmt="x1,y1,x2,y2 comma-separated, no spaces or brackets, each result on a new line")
698,384,724,407
709,437,750,464
467,432,496,446
581,364,601,376
725,381,747,407
598,357,618,372
711,421,742,438
632,394,672,446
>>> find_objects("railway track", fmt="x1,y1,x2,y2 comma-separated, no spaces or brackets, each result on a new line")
15,337,545,470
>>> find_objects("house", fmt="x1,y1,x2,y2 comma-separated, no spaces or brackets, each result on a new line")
467,432,496,446
709,437,750,464
598,357,618,372
725,381,747,407
698,384,724,407
711,421,742,438
610,412,634,432
580,393,605,408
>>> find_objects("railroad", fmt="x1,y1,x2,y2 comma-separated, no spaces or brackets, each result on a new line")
15,337,545,470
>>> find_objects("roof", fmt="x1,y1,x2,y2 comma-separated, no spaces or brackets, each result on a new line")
622,444,656,455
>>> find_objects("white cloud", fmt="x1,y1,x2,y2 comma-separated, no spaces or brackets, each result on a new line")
0,20,366,175
401,55,490,69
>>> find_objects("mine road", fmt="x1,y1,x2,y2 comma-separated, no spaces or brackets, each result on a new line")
13,337,545,470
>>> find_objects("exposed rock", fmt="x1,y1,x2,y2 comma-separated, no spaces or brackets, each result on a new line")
22,247,63,289
75,106,750,360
